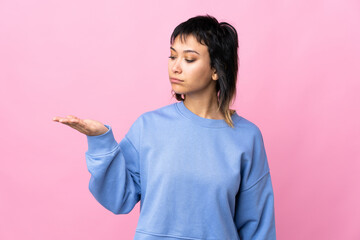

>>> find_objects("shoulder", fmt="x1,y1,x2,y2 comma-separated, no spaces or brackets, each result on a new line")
125,103,178,147
138,102,178,121
231,115,267,151
234,114,263,136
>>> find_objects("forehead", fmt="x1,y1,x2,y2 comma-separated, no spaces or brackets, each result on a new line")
171,34,208,53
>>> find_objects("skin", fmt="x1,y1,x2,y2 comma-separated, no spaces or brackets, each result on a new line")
168,34,227,120
52,115,108,136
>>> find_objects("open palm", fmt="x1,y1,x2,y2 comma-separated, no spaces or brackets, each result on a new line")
52,115,109,136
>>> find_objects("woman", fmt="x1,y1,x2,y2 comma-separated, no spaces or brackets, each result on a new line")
53,14,276,240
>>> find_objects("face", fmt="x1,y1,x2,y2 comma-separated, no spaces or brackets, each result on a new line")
168,34,218,96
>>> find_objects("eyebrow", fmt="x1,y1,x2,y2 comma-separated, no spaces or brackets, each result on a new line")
170,47,200,55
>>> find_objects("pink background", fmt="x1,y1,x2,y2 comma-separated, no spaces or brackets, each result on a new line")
1,0,359,239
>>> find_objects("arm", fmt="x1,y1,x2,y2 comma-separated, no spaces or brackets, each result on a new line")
234,127,276,239
85,122,141,214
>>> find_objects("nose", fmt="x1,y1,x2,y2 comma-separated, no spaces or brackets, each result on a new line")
171,58,182,74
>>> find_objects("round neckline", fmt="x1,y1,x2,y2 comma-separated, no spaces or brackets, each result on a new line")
175,101,241,128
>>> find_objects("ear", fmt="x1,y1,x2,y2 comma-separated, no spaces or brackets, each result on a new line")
212,68,218,81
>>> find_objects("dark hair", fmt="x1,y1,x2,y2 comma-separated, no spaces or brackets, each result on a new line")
170,14,239,128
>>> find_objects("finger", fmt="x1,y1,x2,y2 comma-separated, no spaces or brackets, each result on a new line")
61,120,86,132
60,119,80,127
57,118,69,123
53,116,71,122
53,116,62,121
63,118,79,124
60,121,82,131
67,115,78,119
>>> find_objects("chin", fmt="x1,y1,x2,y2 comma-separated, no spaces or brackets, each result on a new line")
171,86,186,95
172,91,185,95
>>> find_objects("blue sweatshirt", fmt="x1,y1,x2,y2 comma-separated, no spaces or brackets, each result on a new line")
85,101,276,240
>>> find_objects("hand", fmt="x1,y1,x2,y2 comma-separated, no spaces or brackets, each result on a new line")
52,115,109,136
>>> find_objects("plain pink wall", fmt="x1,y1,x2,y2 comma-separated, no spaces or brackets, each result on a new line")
1,0,359,239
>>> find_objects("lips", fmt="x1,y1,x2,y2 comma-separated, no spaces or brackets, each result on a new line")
170,78,184,84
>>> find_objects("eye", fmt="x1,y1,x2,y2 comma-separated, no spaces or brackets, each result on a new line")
168,56,195,63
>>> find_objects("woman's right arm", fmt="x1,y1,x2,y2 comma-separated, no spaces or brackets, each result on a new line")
85,124,141,214
52,115,141,214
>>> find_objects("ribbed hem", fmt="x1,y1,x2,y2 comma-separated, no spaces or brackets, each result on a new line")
86,124,118,155
135,229,207,240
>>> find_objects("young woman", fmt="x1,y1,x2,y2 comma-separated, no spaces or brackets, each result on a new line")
53,15,276,240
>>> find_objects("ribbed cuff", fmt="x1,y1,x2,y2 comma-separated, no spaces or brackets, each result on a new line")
86,124,118,155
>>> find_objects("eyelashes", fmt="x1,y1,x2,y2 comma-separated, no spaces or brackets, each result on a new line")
168,56,195,63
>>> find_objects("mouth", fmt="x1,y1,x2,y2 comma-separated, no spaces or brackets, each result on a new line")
170,78,184,83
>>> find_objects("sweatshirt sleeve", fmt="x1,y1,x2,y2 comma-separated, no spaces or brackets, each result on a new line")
85,116,142,214
234,126,276,240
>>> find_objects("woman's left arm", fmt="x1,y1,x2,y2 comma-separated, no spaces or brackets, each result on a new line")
234,126,276,240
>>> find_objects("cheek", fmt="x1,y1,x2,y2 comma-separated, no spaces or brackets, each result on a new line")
189,62,211,80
